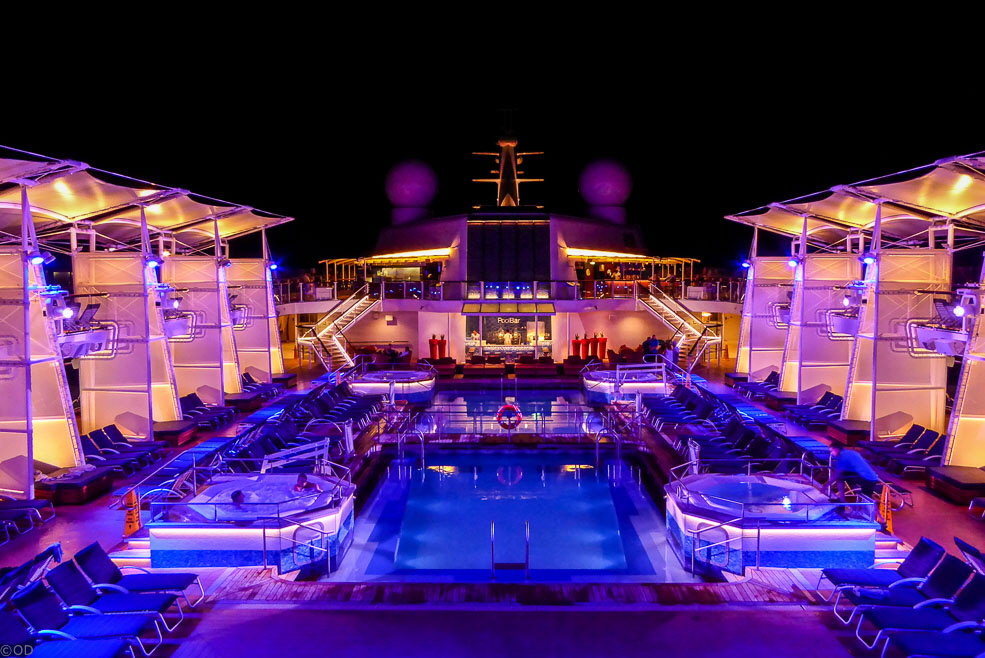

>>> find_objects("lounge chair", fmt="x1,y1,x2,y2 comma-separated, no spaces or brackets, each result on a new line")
101,424,170,453
818,537,946,599
74,542,205,608
884,624,985,658
0,609,130,658
854,572,985,651
11,581,162,656
0,496,55,524
832,554,972,624
45,560,183,631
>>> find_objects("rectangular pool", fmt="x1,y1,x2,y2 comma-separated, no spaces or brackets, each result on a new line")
423,388,599,436
333,449,701,583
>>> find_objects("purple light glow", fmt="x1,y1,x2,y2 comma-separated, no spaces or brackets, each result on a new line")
385,160,438,207
579,160,632,206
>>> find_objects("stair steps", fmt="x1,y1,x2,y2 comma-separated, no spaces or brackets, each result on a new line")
109,548,151,568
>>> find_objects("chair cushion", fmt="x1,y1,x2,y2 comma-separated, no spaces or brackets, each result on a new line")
92,592,176,613
928,466,985,489
116,572,198,592
61,613,155,639
31,639,129,658
889,630,985,658
864,606,956,632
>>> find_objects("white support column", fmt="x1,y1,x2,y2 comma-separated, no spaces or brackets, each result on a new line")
944,255,985,466
0,187,81,498
227,258,285,381
735,254,793,379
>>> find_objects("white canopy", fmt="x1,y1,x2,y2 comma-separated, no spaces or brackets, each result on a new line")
0,146,292,251
726,152,985,247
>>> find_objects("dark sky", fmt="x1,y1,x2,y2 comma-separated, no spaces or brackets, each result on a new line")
6,83,982,275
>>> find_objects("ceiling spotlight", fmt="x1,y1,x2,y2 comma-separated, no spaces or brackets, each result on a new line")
217,257,232,268
859,252,877,266
954,305,967,318
741,259,752,269
786,256,801,269
268,262,278,271
171,297,182,310
842,295,853,307
41,251,56,265
60,306,75,319
145,254,163,268
28,251,44,265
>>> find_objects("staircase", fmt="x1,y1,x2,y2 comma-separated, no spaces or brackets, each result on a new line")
110,529,152,568
637,284,721,367
299,284,380,370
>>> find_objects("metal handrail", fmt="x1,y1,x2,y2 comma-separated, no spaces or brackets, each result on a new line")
261,518,333,572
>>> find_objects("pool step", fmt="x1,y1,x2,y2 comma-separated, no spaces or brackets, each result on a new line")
109,548,151,569
124,538,151,551
875,534,906,551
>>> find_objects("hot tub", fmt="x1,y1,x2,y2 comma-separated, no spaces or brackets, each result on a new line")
665,473,878,575
349,370,436,403
147,473,355,573
582,369,673,403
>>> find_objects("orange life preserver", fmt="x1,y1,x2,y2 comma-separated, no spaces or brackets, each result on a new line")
496,403,522,430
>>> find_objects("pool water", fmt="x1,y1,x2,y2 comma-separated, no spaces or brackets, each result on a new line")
334,450,701,583
422,388,601,435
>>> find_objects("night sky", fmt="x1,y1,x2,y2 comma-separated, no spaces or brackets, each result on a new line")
6,90,982,276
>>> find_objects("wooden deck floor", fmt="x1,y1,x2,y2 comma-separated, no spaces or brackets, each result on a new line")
208,567,826,606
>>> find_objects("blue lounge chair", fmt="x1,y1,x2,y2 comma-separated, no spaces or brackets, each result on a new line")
11,581,161,655
819,537,946,599
0,609,129,658
833,554,972,624
885,624,985,658
46,560,183,631
74,542,204,608
854,572,985,651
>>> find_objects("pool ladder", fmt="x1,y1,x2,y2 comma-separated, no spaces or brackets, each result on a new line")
490,520,530,580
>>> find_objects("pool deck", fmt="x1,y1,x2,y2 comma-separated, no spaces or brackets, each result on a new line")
3,352,984,656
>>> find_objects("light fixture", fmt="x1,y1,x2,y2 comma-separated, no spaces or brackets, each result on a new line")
786,256,801,268
858,252,876,266
217,257,232,268
741,259,752,269
28,251,44,265
145,254,163,268
842,295,853,307
268,262,278,271
60,306,75,319
172,297,182,310
161,250,171,257
41,251,56,265
954,305,967,318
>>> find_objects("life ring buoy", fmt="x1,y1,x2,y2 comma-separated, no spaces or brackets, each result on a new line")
497,466,523,486
496,403,522,430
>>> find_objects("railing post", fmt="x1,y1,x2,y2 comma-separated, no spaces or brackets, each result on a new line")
490,520,496,580
525,520,530,580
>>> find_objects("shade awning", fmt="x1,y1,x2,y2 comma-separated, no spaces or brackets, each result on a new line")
0,146,292,251
462,302,555,315
726,151,985,247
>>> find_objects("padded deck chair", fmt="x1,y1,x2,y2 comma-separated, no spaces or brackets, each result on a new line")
45,560,183,632
89,429,160,463
832,554,972,624
0,609,130,658
11,581,162,656
857,423,926,453
0,496,55,524
884,624,985,658
955,537,985,576
101,424,170,453
74,542,204,608
818,537,945,600
854,572,985,651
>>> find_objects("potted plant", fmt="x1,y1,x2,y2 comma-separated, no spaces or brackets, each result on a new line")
597,331,608,361
437,334,447,359
428,333,440,360
572,333,581,358
589,332,600,358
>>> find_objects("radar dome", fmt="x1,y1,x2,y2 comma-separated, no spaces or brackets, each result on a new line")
386,160,438,208
579,160,632,206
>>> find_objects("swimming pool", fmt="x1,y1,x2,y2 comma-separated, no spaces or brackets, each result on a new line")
333,449,700,583
420,388,602,436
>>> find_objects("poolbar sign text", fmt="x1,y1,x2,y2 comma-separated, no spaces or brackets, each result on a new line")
496,317,521,324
